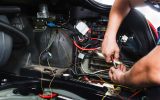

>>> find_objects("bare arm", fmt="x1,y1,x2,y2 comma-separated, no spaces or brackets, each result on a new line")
109,46,160,87
102,0,144,62
107,0,160,87
105,0,131,39
123,46,160,87
106,0,145,38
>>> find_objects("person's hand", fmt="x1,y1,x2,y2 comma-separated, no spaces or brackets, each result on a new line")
102,36,120,62
109,64,126,84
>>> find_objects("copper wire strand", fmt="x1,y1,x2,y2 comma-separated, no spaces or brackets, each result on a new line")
39,49,48,93
97,74,135,100
38,51,56,99
38,32,56,94
47,59,56,94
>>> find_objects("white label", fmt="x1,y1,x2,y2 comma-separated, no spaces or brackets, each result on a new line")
78,53,85,59
76,21,89,35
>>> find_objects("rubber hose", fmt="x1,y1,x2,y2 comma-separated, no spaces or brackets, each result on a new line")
0,20,30,46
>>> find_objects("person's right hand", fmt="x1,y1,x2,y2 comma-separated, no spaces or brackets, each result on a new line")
102,36,120,62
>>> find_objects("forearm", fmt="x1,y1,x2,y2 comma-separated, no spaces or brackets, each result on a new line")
123,56,151,87
123,46,160,87
105,0,131,39
105,0,145,39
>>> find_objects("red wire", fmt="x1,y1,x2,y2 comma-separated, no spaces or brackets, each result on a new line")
90,38,98,40
147,20,159,39
39,92,58,99
127,90,142,100
59,29,99,51
73,41,98,51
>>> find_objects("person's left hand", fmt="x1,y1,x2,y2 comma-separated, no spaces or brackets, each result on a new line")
109,64,127,84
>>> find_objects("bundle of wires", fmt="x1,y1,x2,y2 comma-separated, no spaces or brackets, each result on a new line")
38,34,57,99
62,25,102,51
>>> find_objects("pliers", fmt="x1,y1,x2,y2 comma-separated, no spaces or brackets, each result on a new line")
111,57,122,68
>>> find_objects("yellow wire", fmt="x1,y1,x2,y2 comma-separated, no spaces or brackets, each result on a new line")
96,74,133,90
39,51,44,93
96,75,110,100
96,74,108,83
38,32,55,94
101,95,106,100
47,59,56,94
96,74,134,100
39,46,50,94
115,84,133,90
49,74,55,93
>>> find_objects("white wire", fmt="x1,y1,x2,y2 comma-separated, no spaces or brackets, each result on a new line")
92,70,106,74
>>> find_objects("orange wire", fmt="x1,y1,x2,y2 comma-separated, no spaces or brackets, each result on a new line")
73,41,98,51
128,90,142,100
